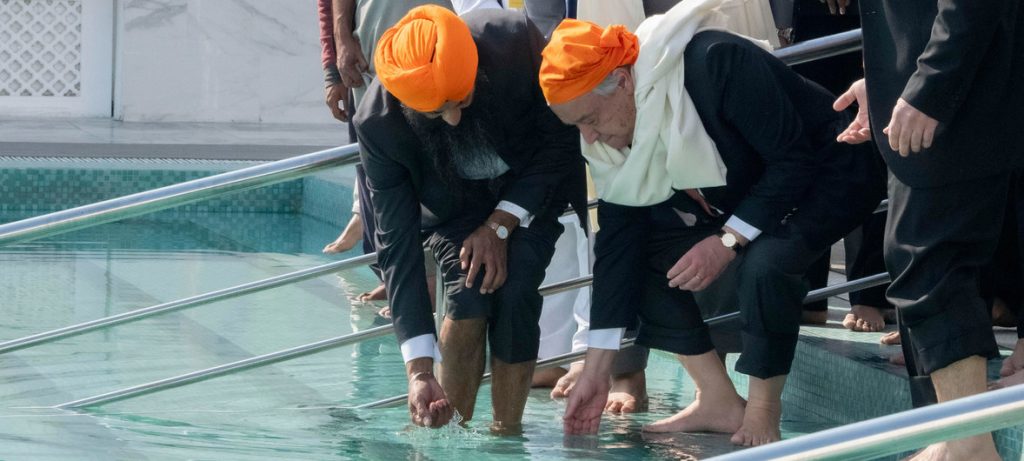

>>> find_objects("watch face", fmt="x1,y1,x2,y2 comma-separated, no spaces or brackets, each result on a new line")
721,232,737,248
496,225,509,240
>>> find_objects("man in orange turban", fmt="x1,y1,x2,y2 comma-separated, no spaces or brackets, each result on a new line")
353,5,587,433
540,4,885,448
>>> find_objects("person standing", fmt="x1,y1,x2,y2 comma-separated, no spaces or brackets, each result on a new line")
835,0,1024,459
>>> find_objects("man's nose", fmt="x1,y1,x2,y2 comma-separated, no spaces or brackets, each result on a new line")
442,107,462,126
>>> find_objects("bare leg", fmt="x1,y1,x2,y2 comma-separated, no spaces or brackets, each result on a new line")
438,317,487,423
731,375,785,446
906,356,1000,461
532,366,567,388
605,370,649,413
643,350,745,433
323,214,364,254
491,357,536,435
843,304,887,332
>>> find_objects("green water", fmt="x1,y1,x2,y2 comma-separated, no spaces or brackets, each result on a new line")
0,210,829,460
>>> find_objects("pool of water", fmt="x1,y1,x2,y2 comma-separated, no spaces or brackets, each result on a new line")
0,206,833,460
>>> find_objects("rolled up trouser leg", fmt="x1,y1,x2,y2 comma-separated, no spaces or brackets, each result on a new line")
734,227,829,379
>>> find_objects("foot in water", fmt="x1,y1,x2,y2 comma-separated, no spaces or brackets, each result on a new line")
322,214,364,254
606,370,649,413
357,283,387,302
730,398,781,446
643,389,745,433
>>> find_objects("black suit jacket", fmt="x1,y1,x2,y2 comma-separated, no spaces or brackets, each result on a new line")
353,9,586,346
860,0,1024,187
591,31,884,331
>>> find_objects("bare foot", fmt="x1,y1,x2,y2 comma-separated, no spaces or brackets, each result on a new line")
903,436,1000,461
1000,339,1024,378
730,399,781,446
880,331,901,345
550,362,583,398
357,284,387,302
801,310,828,325
643,390,745,433
843,304,887,332
531,366,567,388
606,370,649,413
322,214,363,254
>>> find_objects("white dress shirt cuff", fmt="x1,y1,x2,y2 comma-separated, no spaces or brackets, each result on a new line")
587,328,625,350
725,215,762,242
496,200,534,228
400,334,443,363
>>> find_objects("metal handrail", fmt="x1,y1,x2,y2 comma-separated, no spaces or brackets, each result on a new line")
56,274,595,409
357,272,891,409
0,144,361,247
706,383,1024,461
0,253,376,355
57,271,888,409
774,29,862,66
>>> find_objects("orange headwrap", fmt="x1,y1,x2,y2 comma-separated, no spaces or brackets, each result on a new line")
374,5,478,112
539,19,639,105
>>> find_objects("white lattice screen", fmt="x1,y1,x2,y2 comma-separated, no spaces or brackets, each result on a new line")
0,0,83,98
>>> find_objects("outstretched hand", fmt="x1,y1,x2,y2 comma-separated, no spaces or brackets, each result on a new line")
834,79,871,144
408,372,454,428
563,372,610,435
667,235,735,291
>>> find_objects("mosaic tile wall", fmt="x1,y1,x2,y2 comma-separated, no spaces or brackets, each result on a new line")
0,165,304,215
301,174,354,229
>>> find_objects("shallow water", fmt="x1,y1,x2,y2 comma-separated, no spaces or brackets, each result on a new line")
0,210,829,460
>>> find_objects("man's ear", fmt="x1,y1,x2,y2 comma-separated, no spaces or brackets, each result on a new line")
615,67,635,93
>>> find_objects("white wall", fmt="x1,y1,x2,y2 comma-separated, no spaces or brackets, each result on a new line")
116,0,330,124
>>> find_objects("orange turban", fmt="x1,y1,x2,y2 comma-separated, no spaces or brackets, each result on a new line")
374,5,478,112
539,19,639,105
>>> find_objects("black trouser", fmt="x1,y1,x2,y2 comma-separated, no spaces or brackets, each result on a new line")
885,172,1006,406
426,212,563,364
354,164,382,279
635,217,832,379
734,225,834,378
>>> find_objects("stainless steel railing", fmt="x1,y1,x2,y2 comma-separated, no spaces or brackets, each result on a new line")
56,271,890,410
706,383,1024,461
55,275,595,409
0,144,360,247
0,253,376,355
775,29,862,66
